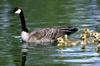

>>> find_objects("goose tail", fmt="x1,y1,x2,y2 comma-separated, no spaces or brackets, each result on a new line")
60,27,78,35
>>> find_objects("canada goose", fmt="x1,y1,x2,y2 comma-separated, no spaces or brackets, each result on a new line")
11,7,78,44
57,34,80,49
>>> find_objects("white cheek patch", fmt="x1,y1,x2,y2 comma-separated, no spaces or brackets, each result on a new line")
15,9,21,14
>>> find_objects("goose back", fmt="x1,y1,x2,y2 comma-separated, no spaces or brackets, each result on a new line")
27,27,78,43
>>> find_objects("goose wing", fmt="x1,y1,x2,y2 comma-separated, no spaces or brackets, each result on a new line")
43,27,78,39
29,27,78,40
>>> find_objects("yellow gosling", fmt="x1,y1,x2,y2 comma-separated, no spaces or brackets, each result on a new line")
80,33,89,44
83,28,91,34
57,35,80,49
83,28,91,38
80,28,91,49
90,32,100,45
57,37,65,49
91,32,100,38
64,35,80,47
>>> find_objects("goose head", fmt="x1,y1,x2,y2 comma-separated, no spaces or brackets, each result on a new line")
11,7,29,32
12,7,22,15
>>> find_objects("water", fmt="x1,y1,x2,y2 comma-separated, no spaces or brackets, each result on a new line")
0,0,100,66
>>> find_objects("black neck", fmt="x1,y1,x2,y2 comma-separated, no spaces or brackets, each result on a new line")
19,10,29,32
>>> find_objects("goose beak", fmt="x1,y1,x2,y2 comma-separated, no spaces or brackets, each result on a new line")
9,7,15,14
8,9,14,15
9,7,21,16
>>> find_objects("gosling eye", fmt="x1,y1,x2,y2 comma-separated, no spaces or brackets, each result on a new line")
58,39,60,41
93,33,97,37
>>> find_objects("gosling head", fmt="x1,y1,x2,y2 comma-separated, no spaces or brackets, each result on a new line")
12,7,22,15
84,28,90,32
92,32,99,38
57,37,64,44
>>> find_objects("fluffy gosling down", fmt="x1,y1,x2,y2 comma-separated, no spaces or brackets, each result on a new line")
80,28,91,49
90,32,100,44
57,35,80,49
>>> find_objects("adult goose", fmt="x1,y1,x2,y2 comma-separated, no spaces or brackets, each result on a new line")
11,7,78,44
